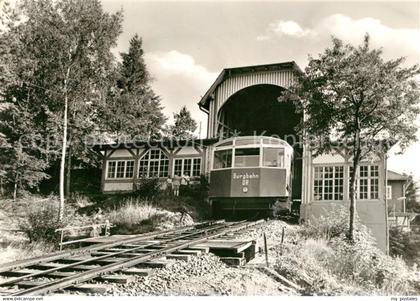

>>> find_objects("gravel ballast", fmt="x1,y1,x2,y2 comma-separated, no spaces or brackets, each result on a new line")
100,220,298,296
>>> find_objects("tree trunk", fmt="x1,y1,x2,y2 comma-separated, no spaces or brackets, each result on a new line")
59,67,71,221
13,172,18,201
348,127,362,242
65,142,72,198
0,177,3,196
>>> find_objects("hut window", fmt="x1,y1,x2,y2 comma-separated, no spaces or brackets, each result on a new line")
386,185,392,200
184,159,192,176
192,158,201,177
125,161,134,178
313,166,344,201
174,159,183,176
160,158,169,177
107,160,135,179
138,149,169,178
349,165,380,200
174,158,201,177
116,161,125,178
107,161,116,178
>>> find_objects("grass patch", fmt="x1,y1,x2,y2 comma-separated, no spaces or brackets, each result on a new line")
107,199,194,234
108,201,160,228
0,241,54,265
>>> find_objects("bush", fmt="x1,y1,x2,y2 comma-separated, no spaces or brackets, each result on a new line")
69,193,94,209
133,178,161,200
186,175,209,200
276,206,419,295
389,226,420,266
177,176,211,219
18,197,67,244
300,204,357,240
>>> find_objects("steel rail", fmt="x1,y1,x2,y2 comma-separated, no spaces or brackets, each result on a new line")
13,220,264,296
0,220,223,274
0,221,239,288
0,226,192,273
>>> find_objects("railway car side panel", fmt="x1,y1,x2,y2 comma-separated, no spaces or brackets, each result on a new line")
259,168,287,197
209,169,232,197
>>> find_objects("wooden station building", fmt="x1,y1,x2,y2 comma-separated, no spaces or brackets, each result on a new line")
94,62,389,252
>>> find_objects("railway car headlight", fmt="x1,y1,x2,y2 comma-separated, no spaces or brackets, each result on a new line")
242,186,248,193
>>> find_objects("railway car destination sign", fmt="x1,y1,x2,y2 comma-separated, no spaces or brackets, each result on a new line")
232,171,259,193
232,172,259,180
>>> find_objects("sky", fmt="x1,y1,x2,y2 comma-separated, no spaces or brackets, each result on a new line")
101,0,420,179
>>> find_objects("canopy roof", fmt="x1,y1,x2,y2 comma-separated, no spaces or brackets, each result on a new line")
92,138,218,152
198,61,303,111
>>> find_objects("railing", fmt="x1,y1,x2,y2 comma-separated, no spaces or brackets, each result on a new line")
55,220,113,251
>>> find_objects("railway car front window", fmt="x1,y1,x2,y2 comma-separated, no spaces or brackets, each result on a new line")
263,148,284,167
234,148,260,167
214,149,232,169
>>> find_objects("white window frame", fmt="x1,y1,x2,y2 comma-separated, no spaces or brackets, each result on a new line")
106,160,135,179
386,185,392,200
138,149,169,179
313,165,344,201
173,157,201,177
349,165,380,200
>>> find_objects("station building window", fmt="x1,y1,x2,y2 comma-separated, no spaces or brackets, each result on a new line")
313,166,344,201
174,158,201,177
107,160,135,179
138,149,169,178
350,165,379,200
386,185,392,200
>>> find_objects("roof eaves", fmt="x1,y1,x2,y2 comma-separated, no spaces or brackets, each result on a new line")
197,61,303,110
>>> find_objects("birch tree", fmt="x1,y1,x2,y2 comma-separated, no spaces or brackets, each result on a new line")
0,0,122,218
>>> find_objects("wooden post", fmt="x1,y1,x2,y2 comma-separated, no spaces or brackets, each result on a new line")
65,143,72,198
281,227,285,243
0,177,3,196
105,220,111,236
263,232,269,267
59,230,64,251
280,227,285,255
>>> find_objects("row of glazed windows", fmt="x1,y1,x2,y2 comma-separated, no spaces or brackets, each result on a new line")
314,165,380,201
106,149,201,179
213,147,290,169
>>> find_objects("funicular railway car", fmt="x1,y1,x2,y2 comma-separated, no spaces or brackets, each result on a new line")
209,136,294,218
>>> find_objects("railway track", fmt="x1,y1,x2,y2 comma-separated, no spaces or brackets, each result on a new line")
0,219,264,296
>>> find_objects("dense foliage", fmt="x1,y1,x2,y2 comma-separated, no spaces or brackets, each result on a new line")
294,35,420,240
277,205,418,295
0,1,169,210
100,34,166,141
18,198,66,244
167,106,198,139
405,175,420,213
